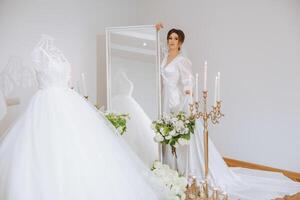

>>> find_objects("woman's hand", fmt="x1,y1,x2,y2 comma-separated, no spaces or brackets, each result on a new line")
185,90,191,96
155,22,164,31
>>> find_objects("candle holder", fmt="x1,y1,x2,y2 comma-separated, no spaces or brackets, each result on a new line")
185,176,228,200
186,91,225,200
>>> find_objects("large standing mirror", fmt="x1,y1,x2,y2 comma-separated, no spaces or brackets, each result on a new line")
106,25,161,120
104,25,162,165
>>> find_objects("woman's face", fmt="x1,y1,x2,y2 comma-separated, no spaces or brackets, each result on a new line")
168,32,181,51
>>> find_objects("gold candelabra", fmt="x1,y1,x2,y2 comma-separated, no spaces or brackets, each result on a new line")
185,176,228,200
186,91,226,200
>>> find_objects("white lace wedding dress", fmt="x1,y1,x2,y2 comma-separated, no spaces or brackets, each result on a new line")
111,72,158,167
0,36,162,200
161,54,300,200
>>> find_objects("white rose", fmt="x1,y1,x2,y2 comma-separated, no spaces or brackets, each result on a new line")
159,127,164,133
184,128,189,134
154,134,164,142
176,121,184,128
169,130,176,136
152,161,164,170
178,138,189,146
166,135,172,140
171,117,177,124
177,177,188,188
170,185,181,196
165,115,171,121
174,131,180,136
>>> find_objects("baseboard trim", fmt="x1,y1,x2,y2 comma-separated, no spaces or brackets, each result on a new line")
223,157,300,182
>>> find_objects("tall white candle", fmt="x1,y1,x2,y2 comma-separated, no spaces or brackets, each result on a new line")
214,76,218,106
204,61,208,91
195,73,199,102
189,75,193,95
81,73,88,97
217,72,221,101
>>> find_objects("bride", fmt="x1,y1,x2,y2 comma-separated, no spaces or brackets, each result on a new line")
156,23,300,199
0,35,164,200
159,27,194,175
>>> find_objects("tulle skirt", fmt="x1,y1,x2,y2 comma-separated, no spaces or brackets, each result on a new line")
111,95,158,167
0,87,160,200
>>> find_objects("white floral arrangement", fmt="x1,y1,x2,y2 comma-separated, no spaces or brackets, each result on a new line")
151,161,187,200
152,112,195,154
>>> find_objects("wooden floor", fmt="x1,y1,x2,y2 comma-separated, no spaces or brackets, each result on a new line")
275,192,300,200
223,157,300,199
224,157,300,182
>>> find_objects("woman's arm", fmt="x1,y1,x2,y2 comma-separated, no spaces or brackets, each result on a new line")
178,58,193,96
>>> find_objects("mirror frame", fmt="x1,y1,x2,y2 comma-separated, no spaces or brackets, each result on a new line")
105,25,162,160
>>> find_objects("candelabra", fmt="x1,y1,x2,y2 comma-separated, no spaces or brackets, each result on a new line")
185,176,228,200
186,91,226,200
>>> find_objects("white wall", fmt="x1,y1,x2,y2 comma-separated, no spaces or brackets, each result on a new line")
0,0,138,132
137,0,300,172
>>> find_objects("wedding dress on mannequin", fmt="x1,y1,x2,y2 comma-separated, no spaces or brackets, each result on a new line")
111,71,158,167
161,53,300,199
0,35,164,200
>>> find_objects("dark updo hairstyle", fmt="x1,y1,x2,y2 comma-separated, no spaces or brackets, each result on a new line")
167,28,185,51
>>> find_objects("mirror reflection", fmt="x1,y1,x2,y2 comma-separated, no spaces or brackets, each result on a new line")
106,26,159,165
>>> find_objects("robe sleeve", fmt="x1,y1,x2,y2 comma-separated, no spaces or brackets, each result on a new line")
178,57,193,92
